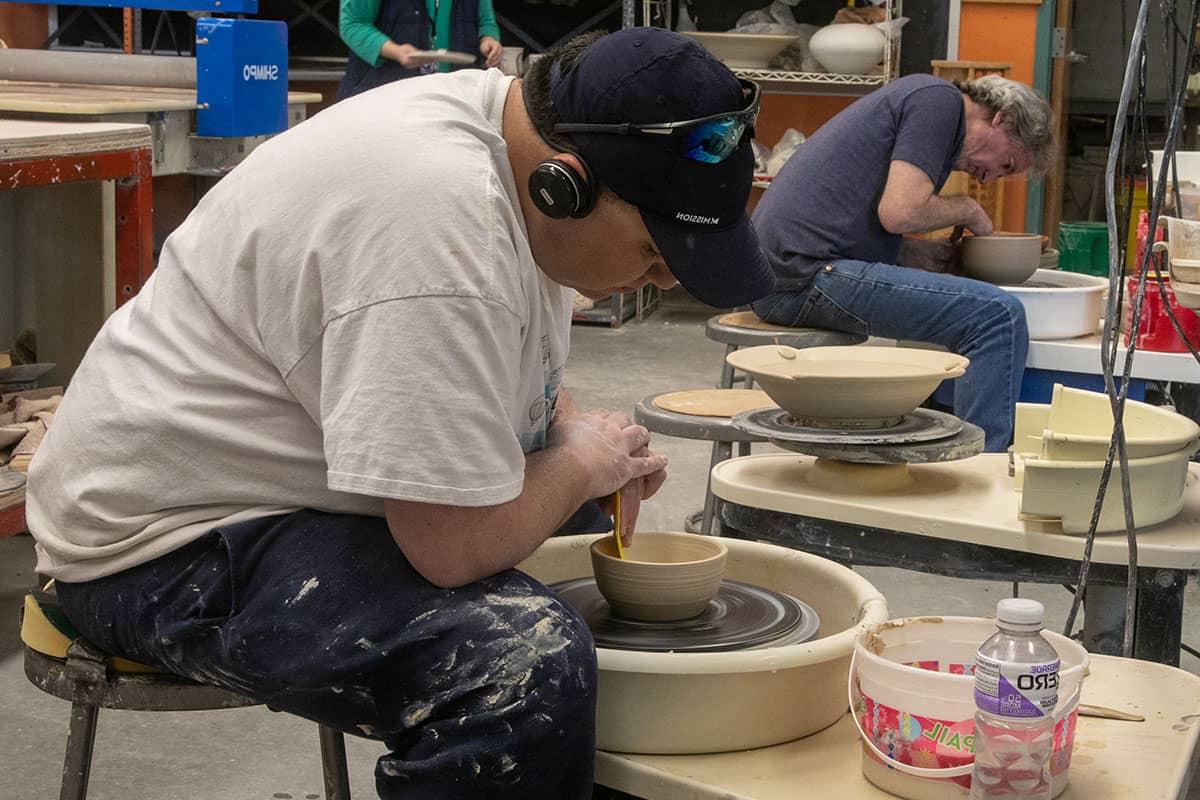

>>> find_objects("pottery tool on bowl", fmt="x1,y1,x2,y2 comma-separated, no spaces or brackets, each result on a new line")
611,489,624,559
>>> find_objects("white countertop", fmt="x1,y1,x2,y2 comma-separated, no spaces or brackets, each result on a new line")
711,453,1200,569
596,654,1200,799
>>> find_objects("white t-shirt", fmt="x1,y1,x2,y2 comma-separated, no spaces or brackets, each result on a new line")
27,69,574,582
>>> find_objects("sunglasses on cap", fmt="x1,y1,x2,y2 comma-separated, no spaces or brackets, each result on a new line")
551,79,760,165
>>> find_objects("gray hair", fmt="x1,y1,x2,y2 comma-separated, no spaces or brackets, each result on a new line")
955,75,1055,175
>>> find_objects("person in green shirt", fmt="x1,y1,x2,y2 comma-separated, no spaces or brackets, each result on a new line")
338,0,502,99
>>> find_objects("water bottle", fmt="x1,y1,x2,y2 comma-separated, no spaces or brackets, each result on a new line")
969,598,1060,800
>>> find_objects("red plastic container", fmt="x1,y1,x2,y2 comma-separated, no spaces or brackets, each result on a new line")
1123,273,1200,352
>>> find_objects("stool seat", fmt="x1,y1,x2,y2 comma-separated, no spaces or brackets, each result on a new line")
635,390,772,443
705,311,867,349
636,390,774,537
21,590,352,799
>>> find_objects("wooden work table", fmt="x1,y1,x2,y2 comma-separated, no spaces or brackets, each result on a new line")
596,655,1200,799
712,453,1200,664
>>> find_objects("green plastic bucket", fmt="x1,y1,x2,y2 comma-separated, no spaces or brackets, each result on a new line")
1057,221,1111,276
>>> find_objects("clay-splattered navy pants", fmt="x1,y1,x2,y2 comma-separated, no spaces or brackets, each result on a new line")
55,510,599,799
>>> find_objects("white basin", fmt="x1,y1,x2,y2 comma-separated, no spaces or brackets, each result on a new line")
1001,269,1109,340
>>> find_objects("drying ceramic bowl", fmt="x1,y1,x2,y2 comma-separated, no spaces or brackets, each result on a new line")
521,534,889,754
681,31,801,69
724,345,969,423
961,233,1043,285
1001,269,1108,340
1039,247,1061,270
808,23,885,74
1014,446,1195,533
590,532,728,622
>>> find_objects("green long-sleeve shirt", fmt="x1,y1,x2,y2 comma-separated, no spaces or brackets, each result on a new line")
340,0,500,69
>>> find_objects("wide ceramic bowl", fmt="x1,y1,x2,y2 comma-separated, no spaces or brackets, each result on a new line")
681,31,801,69
808,23,885,75
590,532,728,622
724,345,969,422
1001,269,1108,340
961,233,1042,285
520,534,889,754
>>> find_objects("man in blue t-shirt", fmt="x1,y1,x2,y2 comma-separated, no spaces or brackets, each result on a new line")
751,74,1054,451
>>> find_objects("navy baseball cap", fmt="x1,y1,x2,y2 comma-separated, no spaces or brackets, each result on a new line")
549,28,775,307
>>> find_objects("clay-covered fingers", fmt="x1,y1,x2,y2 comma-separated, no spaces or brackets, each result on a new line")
621,423,652,455
618,480,643,546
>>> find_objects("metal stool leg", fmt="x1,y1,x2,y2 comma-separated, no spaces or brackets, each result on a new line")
60,702,99,800
318,724,352,800
719,344,737,389
701,440,733,536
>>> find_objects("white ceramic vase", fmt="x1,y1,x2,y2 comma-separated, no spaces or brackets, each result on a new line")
808,23,886,75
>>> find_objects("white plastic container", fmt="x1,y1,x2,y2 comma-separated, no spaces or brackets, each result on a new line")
1001,269,1109,340
850,617,1089,800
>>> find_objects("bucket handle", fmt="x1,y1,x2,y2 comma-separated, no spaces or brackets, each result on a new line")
847,650,1082,781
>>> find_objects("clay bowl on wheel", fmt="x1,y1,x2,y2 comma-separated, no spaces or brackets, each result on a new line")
960,233,1043,285
590,532,728,622
725,345,969,424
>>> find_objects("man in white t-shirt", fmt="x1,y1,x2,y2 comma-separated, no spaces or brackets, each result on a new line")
26,28,772,799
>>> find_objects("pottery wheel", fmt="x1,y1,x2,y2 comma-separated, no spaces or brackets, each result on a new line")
768,420,986,464
550,577,820,653
733,406,965,445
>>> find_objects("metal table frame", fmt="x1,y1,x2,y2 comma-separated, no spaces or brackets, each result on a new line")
0,142,153,309
718,501,1190,665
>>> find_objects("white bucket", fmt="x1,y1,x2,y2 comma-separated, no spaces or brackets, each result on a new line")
849,617,1089,800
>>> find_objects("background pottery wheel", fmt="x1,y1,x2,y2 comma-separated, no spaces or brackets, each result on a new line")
767,422,985,464
733,406,964,445
550,577,820,653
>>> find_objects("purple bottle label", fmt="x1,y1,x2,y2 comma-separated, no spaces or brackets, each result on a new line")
974,654,1059,718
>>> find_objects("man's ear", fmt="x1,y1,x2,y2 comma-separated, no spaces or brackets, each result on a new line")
552,151,589,181
992,111,1006,128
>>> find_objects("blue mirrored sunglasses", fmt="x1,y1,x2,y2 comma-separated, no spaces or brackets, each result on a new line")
552,79,760,165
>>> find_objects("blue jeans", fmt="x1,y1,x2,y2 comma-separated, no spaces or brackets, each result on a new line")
56,511,598,800
752,260,1029,451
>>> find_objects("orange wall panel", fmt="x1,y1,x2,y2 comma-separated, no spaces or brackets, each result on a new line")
0,4,48,49
960,1,1042,231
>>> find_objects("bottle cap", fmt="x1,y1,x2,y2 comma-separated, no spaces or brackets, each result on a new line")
996,598,1045,628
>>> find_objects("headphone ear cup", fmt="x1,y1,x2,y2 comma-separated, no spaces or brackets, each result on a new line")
529,160,592,219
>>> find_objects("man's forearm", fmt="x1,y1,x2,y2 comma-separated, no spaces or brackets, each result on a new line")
888,194,986,235
384,446,594,588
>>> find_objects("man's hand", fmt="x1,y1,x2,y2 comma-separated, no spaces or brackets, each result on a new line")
548,410,667,502
479,36,503,69
879,160,996,236
599,445,669,546
381,41,421,68
896,237,961,274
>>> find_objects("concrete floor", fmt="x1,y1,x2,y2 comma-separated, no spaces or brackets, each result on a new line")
2,289,1199,798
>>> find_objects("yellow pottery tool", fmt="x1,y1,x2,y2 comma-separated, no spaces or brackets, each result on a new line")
612,490,625,559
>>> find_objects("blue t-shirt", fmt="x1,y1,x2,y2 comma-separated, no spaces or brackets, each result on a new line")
752,74,966,289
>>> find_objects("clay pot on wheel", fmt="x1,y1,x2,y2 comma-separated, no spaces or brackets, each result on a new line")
591,532,728,622
808,23,885,75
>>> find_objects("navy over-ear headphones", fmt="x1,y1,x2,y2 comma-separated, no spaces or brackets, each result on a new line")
528,156,595,219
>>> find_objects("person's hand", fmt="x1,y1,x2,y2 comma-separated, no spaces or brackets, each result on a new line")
599,445,669,546
381,41,422,68
479,36,503,69
964,200,994,236
547,409,668,508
